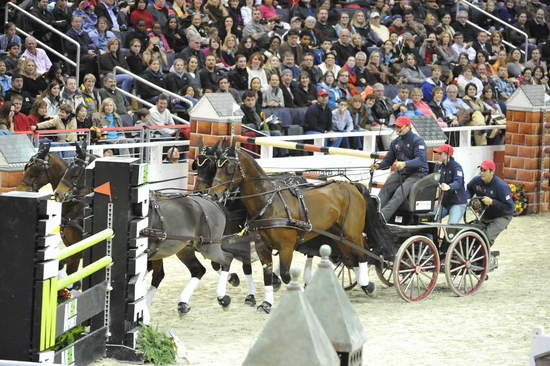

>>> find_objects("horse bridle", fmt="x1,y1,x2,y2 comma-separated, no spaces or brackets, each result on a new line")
59,154,94,201
193,149,218,190
212,151,242,200
21,155,52,191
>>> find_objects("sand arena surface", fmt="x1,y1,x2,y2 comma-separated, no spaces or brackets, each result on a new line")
94,213,550,366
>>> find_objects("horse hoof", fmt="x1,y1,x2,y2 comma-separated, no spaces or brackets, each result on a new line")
217,295,231,308
228,273,240,287
178,302,191,316
244,294,256,307
361,282,376,297
256,301,271,314
272,275,282,292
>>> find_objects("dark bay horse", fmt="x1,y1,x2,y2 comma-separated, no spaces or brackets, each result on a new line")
54,143,235,318
17,143,86,276
209,146,376,313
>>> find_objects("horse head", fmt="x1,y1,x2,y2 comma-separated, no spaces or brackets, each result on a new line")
17,142,67,191
191,137,223,191
54,141,95,202
209,138,242,200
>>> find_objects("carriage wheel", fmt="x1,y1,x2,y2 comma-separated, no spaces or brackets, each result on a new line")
375,261,394,287
445,231,489,297
333,261,357,291
393,236,440,302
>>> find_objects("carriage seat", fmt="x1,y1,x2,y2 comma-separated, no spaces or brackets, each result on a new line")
398,173,440,213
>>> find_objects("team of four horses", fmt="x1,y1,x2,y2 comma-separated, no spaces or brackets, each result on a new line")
17,138,493,316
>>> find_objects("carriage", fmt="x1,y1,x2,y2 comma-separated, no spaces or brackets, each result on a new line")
332,163,499,302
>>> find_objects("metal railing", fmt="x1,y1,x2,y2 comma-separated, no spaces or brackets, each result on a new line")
463,20,523,57
457,0,528,63
114,87,189,125
20,125,190,163
6,2,81,85
113,66,193,111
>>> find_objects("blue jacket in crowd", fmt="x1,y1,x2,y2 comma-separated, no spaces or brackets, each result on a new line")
379,130,428,176
439,159,467,207
467,175,514,219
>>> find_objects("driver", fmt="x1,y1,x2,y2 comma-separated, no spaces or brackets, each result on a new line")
434,144,467,224
466,160,514,245
372,116,428,221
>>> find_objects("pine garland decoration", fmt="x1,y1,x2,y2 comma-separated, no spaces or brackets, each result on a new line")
137,324,177,365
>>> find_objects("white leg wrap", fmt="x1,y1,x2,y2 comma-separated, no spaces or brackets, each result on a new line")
358,262,370,287
142,306,151,325
264,285,274,305
272,262,280,276
216,271,229,298
179,277,200,304
245,274,256,295
145,286,157,307
304,257,313,285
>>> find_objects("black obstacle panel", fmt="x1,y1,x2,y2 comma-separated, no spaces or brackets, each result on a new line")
53,327,107,366
410,115,448,148
54,282,108,338
90,157,148,362
0,192,58,362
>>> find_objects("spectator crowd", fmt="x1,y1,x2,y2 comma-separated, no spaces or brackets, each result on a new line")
0,0,549,149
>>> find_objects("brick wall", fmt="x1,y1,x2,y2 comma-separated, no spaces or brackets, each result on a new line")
504,109,550,213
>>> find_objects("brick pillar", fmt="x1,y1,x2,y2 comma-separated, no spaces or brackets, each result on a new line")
504,108,550,213
188,118,241,188
0,170,24,193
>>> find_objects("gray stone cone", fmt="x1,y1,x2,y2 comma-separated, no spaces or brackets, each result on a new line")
305,251,366,353
242,269,339,366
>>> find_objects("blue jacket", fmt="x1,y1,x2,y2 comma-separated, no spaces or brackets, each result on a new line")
420,78,445,103
304,102,332,133
467,175,514,219
439,159,467,207
379,130,428,176
0,75,12,97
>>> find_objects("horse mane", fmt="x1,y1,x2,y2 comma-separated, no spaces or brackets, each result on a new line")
238,149,267,178
48,152,68,168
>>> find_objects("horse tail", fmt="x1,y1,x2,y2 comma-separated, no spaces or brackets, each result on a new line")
352,183,396,260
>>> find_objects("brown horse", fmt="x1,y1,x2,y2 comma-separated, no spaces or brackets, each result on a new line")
16,143,84,276
209,145,376,313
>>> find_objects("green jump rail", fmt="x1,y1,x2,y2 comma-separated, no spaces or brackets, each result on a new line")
56,229,114,261
57,256,112,290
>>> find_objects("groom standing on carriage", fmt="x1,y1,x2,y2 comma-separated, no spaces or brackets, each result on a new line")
372,116,428,222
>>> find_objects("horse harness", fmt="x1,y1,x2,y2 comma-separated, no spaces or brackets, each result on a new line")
235,177,385,263
21,155,52,191
245,176,313,241
141,193,222,248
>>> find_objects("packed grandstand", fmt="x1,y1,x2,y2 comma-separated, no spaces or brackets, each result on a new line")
0,0,549,153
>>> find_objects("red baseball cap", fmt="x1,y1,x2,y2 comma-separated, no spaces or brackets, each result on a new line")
317,88,329,96
394,116,412,127
434,144,454,156
479,160,496,171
